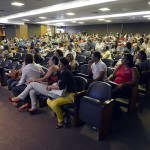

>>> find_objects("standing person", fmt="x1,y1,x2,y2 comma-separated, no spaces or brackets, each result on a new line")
47,57,77,129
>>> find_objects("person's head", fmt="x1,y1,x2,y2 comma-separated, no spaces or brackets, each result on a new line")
126,42,132,51
136,50,147,61
87,39,92,45
55,49,63,58
68,44,73,51
91,51,102,62
48,55,59,66
144,38,149,44
24,53,34,65
74,42,79,48
59,42,63,48
58,57,69,71
66,53,74,62
121,53,134,67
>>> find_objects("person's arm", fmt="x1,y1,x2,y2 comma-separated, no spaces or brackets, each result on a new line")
17,68,27,86
107,65,121,81
35,65,55,82
94,71,105,81
88,61,93,75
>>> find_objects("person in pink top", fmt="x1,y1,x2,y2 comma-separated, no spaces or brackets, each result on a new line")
107,53,139,98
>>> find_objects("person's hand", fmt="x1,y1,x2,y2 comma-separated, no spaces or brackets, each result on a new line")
116,83,125,89
105,78,110,82
27,79,35,84
46,85,51,91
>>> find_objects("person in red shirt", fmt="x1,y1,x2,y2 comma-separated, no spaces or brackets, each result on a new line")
107,53,139,98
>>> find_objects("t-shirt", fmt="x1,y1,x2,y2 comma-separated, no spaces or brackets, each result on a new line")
114,64,132,84
91,60,107,80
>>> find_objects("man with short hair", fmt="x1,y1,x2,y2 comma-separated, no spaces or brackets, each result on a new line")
88,51,107,81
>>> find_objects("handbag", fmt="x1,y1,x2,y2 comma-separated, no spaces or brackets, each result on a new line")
49,89,67,97
8,70,20,79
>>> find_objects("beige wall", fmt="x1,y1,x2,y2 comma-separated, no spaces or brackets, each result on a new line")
40,25,47,36
16,25,28,39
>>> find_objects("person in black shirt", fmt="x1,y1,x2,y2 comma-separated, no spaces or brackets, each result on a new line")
47,57,77,128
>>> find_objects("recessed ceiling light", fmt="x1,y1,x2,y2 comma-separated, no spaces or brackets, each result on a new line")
71,21,77,23
105,20,112,22
39,17,47,19
66,12,75,16
97,18,105,21
148,2,150,4
143,15,150,18
55,22,64,26
99,8,110,11
22,19,30,21
78,22,84,24
11,2,24,6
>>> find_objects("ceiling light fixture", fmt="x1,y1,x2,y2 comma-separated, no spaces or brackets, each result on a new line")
37,11,150,24
22,19,30,21
78,22,84,24
70,21,77,23
11,2,24,6
97,18,105,21
66,12,75,16
99,8,110,11
2,0,117,20
148,2,150,4
39,17,47,19
105,20,112,22
143,15,150,18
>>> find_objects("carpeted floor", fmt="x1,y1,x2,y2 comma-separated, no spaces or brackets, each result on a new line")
0,86,150,150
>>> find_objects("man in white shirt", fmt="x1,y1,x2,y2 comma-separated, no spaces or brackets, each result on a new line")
88,51,107,81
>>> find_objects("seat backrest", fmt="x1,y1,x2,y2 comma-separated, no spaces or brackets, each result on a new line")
0,58,5,66
4,59,12,68
81,51,91,57
86,81,112,102
76,55,86,63
102,58,113,67
107,67,114,77
74,76,87,92
12,61,20,70
79,64,89,74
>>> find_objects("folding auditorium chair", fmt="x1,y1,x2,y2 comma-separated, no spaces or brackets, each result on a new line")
79,81,114,140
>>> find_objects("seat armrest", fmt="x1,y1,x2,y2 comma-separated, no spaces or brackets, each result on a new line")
75,73,91,79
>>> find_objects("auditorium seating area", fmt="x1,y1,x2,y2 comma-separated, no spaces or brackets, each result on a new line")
0,32,150,143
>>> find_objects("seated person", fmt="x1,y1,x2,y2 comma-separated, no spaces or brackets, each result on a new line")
64,44,76,59
11,56,59,111
107,53,139,99
47,57,77,129
11,53,44,104
88,51,107,81
135,50,150,85
101,45,112,60
66,53,78,72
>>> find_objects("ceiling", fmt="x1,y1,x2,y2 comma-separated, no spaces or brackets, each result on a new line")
0,0,150,26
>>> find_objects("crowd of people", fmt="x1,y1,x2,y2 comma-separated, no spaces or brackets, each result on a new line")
0,32,150,128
